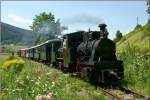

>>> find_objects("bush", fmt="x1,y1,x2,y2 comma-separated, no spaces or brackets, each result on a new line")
114,30,123,43
1,58,25,73
118,44,150,95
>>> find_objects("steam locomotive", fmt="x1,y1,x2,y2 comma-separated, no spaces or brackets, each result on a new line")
19,24,124,85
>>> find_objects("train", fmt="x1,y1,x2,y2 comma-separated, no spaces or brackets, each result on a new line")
18,24,124,85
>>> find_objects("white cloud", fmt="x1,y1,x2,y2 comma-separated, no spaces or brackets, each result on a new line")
8,13,32,25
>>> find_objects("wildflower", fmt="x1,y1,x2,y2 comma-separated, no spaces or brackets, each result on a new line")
38,77,41,80
15,88,23,91
18,98,22,100
46,72,52,75
3,88,9,91
1,59,24,70
19,81,24,85
45,83,47,87
15,80,19,83
30,80,35,82
51,82,55,87
35,92,53,100
26,75,29,80
12,89,16,92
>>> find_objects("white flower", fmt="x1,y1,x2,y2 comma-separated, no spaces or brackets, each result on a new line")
26,76,29,79
45,83,47,87
51,82,55,87
35,81,40,85
38,77,41,80
30,80,35,82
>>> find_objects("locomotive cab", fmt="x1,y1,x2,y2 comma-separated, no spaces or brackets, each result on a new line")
58,31,85,72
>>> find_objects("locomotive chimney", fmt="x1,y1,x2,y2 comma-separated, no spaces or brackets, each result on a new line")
98,24,107,31
98,24,108,38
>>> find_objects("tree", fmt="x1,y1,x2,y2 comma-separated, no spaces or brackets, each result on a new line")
135,24,142,31
147,0,150,22
114,30,123,43
30,12,67,44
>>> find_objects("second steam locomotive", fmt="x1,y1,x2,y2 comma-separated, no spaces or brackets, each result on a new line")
19,24,124,85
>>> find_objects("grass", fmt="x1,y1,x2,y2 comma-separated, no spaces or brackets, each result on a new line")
0,55,106,100
0,53,10,66
116,22,150,95
1,44,27,53
117,22,150,53
117,42,150,95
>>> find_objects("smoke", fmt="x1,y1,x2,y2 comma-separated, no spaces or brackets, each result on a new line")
38,22,55,34
36,14,104,35
38,21,68,35
62,14,105,25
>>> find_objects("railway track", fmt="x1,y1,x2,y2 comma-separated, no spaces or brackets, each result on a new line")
119,87,146,99
97,86,148,100
97,86,123,100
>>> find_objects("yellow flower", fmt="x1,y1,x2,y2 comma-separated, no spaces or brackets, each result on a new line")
1,59,25,70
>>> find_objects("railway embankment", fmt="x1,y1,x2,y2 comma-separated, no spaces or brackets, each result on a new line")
0,54,106,100
116,22,150,96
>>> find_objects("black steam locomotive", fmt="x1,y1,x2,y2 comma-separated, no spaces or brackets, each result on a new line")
19,24,124,85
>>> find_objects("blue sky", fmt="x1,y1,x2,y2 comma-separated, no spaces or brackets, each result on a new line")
1,1,149,39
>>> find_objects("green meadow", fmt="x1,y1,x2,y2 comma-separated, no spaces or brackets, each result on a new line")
0,54,106,100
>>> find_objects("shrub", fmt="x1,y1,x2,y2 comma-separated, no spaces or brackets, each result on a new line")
118,44,150,94
1,59,25,73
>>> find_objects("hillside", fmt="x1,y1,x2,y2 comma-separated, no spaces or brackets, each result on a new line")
116,22,150,53
1,22,35,45
116,22,150,95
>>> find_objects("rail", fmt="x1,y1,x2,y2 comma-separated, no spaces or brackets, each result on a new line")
97,86,123,100
97,86,147,100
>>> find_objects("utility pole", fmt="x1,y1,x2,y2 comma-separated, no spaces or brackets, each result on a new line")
0,21,1,53
137,16,139,26
149,16,150,57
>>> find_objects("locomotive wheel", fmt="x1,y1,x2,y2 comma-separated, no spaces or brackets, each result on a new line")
88,69,99,85
68,63,76,73
52,61,56,67
58,62,64,71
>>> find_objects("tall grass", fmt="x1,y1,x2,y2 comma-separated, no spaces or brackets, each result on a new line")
117,44,150,95
0,56,106,100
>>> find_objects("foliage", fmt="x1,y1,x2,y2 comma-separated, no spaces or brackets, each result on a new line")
116,23,150,95
1,59,24,70
147,0,150,15
117,44,150,95
134,24,142,30
117,22,150,52
1,55,25,73
30,12,67,44
0,58,106,100
114,30,123,43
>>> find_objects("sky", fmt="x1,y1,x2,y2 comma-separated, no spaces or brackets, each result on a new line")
1,1,149,39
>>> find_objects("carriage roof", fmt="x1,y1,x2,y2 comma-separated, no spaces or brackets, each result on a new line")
20,39,62,51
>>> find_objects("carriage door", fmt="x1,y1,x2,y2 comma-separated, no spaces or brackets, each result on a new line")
51,43,55,63
63,36,70,67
